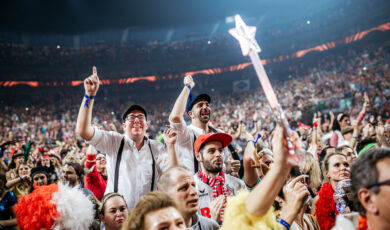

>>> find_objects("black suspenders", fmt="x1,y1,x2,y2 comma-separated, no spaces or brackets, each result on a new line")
114,137,155,193
193,134,198,173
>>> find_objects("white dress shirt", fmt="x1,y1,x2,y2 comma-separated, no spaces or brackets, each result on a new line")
88,127,169,209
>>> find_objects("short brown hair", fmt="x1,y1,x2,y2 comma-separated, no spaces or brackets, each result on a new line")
123,192,178,230
99,192,127,215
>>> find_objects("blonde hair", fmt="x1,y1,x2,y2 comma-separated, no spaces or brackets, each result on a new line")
299,152,321,189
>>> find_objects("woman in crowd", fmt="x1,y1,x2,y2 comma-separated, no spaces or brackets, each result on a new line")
5,163,31,198
5,153,24,182
330,95,369,148
49,153,62,182
85,145,107,200
99,193,128,230
124,191,186,230
313,152,350,230
330,114,351,148
30,166,50,187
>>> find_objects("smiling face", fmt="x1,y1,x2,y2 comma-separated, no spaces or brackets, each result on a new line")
326,154,350,187
96,154,106,174
122,110,148,140
196,141,224,174
144,207,186,230
166,170,199,217
189,99,211,124
100,196,128,230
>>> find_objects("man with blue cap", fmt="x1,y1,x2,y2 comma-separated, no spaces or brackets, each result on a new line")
169,76,240,174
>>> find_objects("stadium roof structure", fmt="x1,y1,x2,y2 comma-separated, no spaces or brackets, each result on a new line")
1,0,387,35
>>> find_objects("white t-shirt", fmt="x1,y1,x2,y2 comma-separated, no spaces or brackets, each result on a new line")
170,120,231,173
88,127,169,209
194,173,246,219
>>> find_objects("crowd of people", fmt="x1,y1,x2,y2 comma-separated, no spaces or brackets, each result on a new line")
0,33,389,230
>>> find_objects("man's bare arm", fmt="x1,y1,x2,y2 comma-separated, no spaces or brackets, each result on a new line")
169,75,194,123
75,66,99,141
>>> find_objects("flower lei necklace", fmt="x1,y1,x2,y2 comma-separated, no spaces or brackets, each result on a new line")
358,216,368,230
315,182,338,230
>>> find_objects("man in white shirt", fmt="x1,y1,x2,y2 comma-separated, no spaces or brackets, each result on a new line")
76,66,178,209
158,166,220,230
193,132,246,223
169,75,240,174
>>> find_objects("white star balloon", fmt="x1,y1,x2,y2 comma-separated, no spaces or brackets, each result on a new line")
229,14,305,164
229,15,261,56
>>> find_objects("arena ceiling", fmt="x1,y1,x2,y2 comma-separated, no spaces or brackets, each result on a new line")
0,0,336,34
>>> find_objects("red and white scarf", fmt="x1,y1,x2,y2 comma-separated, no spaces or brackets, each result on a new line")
198,168,227,221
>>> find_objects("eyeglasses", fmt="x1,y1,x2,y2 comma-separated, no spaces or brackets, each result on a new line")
367,179,390,189
126,115,146,122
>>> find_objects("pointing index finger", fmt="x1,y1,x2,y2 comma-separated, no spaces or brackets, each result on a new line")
93,66,97,76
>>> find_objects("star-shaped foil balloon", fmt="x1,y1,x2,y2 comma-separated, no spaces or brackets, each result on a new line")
229,15,261,56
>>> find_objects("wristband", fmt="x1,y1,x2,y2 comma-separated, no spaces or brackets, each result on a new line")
184,83,191,90
19,176,23,182
184,84,193,102
84,94,96,108
276,217,290,230
248,134,262,144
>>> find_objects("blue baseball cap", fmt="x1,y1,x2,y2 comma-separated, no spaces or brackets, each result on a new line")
186,94,211,113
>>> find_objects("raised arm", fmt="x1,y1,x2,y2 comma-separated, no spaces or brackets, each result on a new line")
243,132,260,188
75,66,100,141
244,126,293,217
349,119,359,149
163,126,179,167
356,92,370,126
169,76,194,123
85,145,97,170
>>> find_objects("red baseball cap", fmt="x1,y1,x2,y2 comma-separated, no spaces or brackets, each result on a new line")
194,133,233,153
